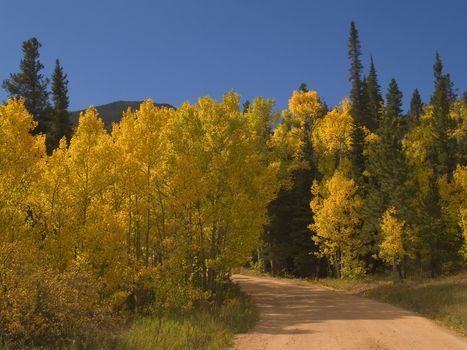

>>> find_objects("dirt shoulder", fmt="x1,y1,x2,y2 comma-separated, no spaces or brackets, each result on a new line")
232,274,467,350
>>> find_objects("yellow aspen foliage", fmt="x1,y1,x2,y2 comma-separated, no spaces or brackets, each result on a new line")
310,164,363,278
451,166,467,256
449,100,467,166
0,98,45,242
0,93,280,345
379,207,406,266
165,92,280,291
288,90,324,123
0,241,113,348
30,138,74,270
271,90,323,176
438,172,464,249
113,100,175,266
270,110,311,188
67,108,115,255
449,100,467,141
313,98,354,164
402,107,435,194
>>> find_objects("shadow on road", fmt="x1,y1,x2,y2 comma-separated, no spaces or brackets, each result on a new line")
233,274,413,336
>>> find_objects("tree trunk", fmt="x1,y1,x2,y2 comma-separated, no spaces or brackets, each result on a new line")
128,195,132,254
207,225,218,291
145,165,151,267
392,257,398,281
135,195,141,260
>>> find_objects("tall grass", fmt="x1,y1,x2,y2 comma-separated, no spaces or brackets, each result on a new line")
115,283,257,350
118,312,230,350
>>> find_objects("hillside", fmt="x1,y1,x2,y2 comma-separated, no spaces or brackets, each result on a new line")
71,100,174,130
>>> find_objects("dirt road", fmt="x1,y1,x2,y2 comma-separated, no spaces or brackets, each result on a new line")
232,274,467,350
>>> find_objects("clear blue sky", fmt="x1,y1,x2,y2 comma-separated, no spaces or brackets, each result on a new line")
0,0,465,112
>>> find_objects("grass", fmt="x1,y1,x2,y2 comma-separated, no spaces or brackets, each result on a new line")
115,312,231,350
0,282,257,350
313,272,467,335
113,283,257,350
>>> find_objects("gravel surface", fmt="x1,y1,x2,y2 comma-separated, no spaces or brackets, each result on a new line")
232,274,467,350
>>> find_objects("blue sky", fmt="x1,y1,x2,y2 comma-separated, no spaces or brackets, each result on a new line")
0,0,465,112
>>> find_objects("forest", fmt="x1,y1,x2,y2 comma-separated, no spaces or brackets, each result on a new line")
0,21,465,349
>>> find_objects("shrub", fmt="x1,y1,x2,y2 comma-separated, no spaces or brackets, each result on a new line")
0,241,116,349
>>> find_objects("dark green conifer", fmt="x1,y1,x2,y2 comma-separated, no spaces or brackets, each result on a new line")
242,100,251,113
348,21,366,178
348,21,365,124
385,79,403,118
363,79,411,275
365,57,383,132
3,37,50,134
409,88,423,123
50,59,72,148
430,53,456,177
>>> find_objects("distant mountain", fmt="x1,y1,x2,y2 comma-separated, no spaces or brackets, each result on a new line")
70,100,174,130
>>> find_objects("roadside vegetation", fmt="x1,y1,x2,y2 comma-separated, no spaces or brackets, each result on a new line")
0,282,257,350
313,272,467,335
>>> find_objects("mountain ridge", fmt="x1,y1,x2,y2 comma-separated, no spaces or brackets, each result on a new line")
70,100,174,130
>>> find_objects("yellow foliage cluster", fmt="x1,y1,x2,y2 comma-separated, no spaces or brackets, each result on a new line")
0,94,279,347
310,164,363,278
453,167,467,226
288,90,324,123
313,98,354,161
379,207,406,265
0,241,114,348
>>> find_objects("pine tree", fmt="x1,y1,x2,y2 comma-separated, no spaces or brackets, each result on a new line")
266,168,317,277
299,82,308,92
2,37,50,134
385,79,403,117
430,53,456,177
364,79,412,272
409,88,423,123
348,22,364,120
365,57,383,132
379,79,409,209
242,100,250,113
50,59,72,147
348,21,366,178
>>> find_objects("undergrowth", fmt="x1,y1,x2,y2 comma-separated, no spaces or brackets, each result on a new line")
0,282,257,350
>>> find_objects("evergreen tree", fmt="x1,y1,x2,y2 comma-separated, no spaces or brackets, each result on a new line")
348,21,365,124
417,174,457,277
266,168,318,277
50,59,72,148
430,53,456,177
363,79,412,273
2,37,50,134
361,74,368,112
299,82,308,92
385,79,403,117
348,22,364,118
409,88,423,123
242,100,250,113
348,21,366,178
365,57,383,132
379,79,408,210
